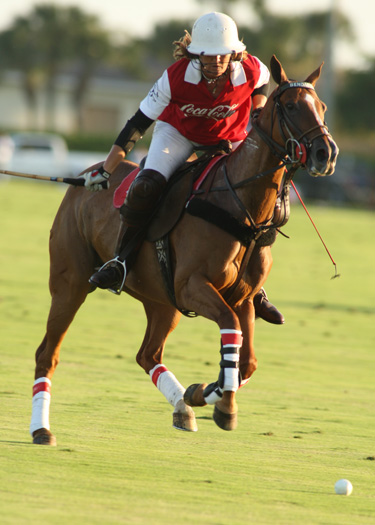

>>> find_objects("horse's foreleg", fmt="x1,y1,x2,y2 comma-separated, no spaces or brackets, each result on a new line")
31,272,91,445
211,293,259,430
136,300,197,432
180,277,241,430
198,328,242,431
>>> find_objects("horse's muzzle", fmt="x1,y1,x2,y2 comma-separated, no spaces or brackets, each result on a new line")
307,135,339,177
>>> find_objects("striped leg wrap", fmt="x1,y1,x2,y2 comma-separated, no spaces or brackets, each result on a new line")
149,364,185,407
30,377,51,435
203,329,243,404
203,381,223,405
219,329,242,392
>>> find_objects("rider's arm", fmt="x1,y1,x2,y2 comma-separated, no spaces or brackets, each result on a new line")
248,56,270,117
80,107,153,191
251,79,270,118
252,80,270,106
102,109,154,174
139,69,172,120
103,69,172,174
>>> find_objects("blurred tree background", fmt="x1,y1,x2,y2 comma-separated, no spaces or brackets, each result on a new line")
0,1,373,138
0,1,374,204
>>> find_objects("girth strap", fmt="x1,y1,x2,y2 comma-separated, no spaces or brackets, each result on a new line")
185,198,257,246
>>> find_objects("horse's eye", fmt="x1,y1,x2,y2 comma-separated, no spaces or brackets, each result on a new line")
285,102,295,111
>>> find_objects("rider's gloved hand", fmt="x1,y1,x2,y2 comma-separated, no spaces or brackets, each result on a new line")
80,166,111,191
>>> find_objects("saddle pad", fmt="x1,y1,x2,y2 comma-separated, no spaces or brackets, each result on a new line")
113,167,140,208
112,155,225,209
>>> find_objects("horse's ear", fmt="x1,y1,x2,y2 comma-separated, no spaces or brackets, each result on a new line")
270,55,288,85
305,62,324,86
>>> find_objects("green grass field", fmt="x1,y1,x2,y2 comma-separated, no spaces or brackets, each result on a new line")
1,179,374,524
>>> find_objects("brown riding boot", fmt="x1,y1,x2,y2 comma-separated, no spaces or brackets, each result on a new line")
254,288,285,324
89,169,167,292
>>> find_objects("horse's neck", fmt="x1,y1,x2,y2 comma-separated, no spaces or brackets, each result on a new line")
227,132,286,224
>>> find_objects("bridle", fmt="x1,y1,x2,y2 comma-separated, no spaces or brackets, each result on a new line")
214,81,333,232
221,81,333,194
252,81,331,166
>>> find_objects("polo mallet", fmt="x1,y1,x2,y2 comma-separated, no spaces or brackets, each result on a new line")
0,168,85,186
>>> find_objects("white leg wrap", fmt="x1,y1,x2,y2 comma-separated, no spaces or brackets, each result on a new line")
30,377,51,435
221,352,240,391
149,364,185,407
204,383,223,405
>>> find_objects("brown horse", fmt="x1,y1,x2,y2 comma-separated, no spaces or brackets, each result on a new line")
30,56,338,445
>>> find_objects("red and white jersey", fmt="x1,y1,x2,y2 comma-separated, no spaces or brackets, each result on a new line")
139,56,269,145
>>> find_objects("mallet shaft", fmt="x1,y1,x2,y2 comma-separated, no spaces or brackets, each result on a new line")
0,169,85,186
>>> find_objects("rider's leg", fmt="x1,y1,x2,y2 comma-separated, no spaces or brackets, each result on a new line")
89,122,195,291
89,168,167,290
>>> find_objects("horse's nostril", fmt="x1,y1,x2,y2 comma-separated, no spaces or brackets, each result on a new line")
316,148,328,162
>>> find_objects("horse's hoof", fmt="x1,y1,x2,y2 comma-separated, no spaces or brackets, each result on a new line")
213,405,238,431
32,428,57,446
184,383,208,407
173,399,198,432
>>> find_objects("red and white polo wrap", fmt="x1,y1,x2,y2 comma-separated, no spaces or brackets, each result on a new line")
30,377,51,435
149,364,185,407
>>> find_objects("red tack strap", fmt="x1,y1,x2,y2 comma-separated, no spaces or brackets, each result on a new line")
33,381,51,396
151,365,168,386
187,155,226,204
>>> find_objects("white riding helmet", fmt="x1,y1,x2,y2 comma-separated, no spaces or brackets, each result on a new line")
187,12,246,56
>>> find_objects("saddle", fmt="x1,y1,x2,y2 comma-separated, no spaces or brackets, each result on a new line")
113,143,230,241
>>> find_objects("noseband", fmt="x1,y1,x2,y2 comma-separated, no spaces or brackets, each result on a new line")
253,81,330,166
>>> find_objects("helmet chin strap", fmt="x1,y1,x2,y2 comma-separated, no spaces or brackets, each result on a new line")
200,61,230,83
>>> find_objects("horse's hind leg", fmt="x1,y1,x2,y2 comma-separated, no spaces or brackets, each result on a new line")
135,298,197,432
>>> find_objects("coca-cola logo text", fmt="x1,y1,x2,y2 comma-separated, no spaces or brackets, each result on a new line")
180,103,239,121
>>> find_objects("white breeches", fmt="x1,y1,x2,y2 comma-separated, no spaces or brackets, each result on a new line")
144,120,242,180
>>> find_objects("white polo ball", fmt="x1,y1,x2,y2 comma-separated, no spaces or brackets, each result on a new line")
334,479,353,495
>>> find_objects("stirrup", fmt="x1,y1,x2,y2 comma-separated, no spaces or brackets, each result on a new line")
98,256,127,295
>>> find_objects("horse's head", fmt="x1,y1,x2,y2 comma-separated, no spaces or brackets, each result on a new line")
258,55,338,177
